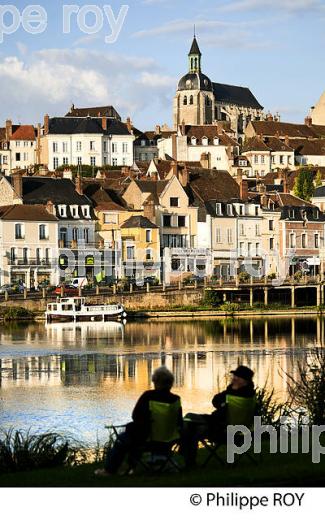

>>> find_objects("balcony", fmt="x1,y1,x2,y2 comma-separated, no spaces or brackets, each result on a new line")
8,258,52,267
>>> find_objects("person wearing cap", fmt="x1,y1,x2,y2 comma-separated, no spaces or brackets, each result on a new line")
181,365,255,468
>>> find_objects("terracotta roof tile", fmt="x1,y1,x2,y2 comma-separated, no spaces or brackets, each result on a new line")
10,125,36,141
0,204,58,221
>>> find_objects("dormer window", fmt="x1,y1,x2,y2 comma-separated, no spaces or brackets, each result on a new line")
213,137,219,146
289,209,295,218
216,203,222,216
227,204,233,216
313,209,319,219
202,136,209,146
191,137,197,146
58,205,67,218
71,205,79,218
82,206,90,218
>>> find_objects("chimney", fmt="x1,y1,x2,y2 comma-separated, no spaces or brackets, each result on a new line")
44,114,49,135
102,117,107,131
12,171,23,199
126,117,132,133
236,169,243,185
179,166,189,188
240,179,248,200
171,160,178,177
200,152,210,169
38,165,49,176
284,135,289,147
280,171,288,193
155,124,161,135
172,133,177,160
5,119,12,141
305,116,312,127
266,112,273,122
46,200,54,215
121,166,131,176
63,168,73,180
143,199,155,222
75,173,83,195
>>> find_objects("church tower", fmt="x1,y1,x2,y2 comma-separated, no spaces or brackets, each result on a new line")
173,36,215,129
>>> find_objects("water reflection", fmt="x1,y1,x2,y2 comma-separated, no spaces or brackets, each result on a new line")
0,317,322,443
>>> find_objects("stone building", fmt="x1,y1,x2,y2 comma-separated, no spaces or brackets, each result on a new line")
173,36,264,141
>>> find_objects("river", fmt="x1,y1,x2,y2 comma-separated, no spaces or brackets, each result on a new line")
0,316,321,444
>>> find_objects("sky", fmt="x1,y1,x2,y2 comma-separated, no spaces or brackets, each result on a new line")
0,0,325,130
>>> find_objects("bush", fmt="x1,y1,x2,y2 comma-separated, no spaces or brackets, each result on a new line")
0,307,34,321
204,289,220,307
255,385,292,428
294,270,303,281
238,272,250,283
0,429,87,473
219,302,240,313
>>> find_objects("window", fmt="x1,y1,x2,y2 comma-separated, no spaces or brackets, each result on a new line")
53,157,59,169
227,204,233,216
254,155,258,164
84,228,89,243
313,209,319,219
71,206,79,218
289,233,295,248
202,137,209,146
122,158,127,166
146,249,152,260
15,153,21,161
76,141,82,152
62,142,68,153
170,197,179,207
183,96,187,105
261,155,265,164
90,141,95,150
146,229,152,242
248,243,252,256
23,248,28,264
213,137,219,146
191,137,197,146
289,209,295,218
59,227,67,247
90,157,96,166
189,95,194,105
239,223,244,236
63,157,69,165
72,227,78,241
163,215,171,227
256,243,260,256
227,229,232,244
39,224,48,240
77,157,82,165
23,153,29,161
36,248,41,264
239,242,244,256
178,216,186,227
53,142,58,153
280,155,284,164
255,224,260,236
45,248,51,263
270,237,274,250
112,158,118,166
112,143,117,153
58,205,66,217
239,205,244,216
255,206,259,216
127,246,135,260
216,203,222,216
315,234,319,248
15,223,24,239
82,206,90,218
104,213,117,224
10,248,16,263
302,234,307,248
122,143,128,153
269,220,274,231
216,229,221,243
103,141,107,152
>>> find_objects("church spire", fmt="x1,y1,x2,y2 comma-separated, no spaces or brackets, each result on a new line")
188,34,201,73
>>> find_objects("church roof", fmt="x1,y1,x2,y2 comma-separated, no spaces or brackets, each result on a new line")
213,82,263,110
178,72,213,92
189,37,201,56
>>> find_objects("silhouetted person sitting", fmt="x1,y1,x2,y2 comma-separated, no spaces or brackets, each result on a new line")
95,366,182,476
181,365,255,468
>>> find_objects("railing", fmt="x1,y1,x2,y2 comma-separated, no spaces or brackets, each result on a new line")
8,258,52,267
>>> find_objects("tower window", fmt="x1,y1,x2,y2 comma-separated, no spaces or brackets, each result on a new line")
183,96,187,106
190,95,193,105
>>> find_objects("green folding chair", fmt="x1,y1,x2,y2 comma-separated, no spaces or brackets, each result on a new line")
201,395,257,467
106,399,182,474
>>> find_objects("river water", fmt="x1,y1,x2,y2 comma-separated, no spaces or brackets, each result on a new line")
0,316,321,444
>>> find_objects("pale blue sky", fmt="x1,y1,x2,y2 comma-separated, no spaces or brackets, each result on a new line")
1,0,325,129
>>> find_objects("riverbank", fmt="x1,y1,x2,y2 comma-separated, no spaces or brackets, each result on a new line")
1,447,325,487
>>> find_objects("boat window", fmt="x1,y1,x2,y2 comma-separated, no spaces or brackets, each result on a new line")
62,305,73,311
53,305,57,311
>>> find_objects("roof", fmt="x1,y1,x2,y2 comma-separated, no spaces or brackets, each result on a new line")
213,82,263,110
270,193,315,207
178,72,213,92
249,121,325,139
134,180,169,201
10,125,36,141
189,36,201,56
83,182,127,211
65,105,121,120
9,176,91,205
243,137,270,152
0,204,58,221
184,125,238,146
290,139,325,156
48,117,131,136
313,186,325,197
243,136,293,152
121,215,158,229
150,159,173,178
188,168,240,203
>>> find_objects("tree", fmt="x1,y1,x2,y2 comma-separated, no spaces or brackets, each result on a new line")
315,170,322,188
293,169,314,201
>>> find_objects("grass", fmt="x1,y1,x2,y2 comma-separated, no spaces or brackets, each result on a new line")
1,446,325,487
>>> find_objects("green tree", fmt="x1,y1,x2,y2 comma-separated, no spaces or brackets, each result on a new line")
293,169,314,201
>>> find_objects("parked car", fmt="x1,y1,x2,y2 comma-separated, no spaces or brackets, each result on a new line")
53,285,79,296
0,284,16,295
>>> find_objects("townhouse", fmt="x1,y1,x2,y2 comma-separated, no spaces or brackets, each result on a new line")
0,121,38,175
242,136,294,177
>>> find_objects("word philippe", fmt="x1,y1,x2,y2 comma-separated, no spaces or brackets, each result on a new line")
0,4,129,44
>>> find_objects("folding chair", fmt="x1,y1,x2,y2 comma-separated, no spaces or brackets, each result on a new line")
105,399,182,474
201,395,257,467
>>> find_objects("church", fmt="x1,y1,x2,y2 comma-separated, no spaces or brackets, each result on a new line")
173,36,264,142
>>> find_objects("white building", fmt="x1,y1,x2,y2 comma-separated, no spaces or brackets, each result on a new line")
0,121,38,175
43,113,135,170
